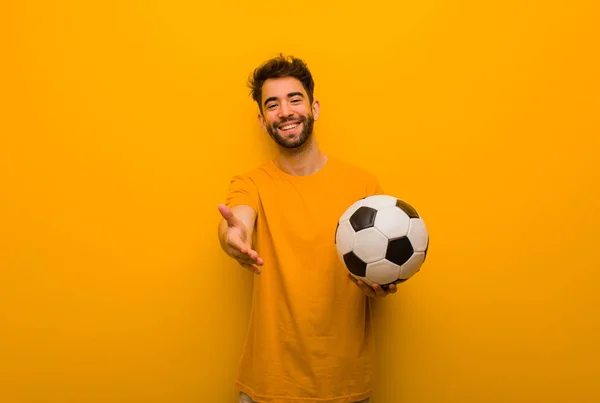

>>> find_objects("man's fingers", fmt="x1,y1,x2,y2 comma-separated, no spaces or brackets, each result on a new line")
249,254,265,266
348,275,376,298
227,236,247,254
225,230,263,263
228,244,263,265
348,274,397,298
227,242,263,266
379,283,398,294
217,204,232,220
235,255,263,266
361,282,377,298
226,235,256,260
240,262,261,274
218,204,240,227
371,283,387,298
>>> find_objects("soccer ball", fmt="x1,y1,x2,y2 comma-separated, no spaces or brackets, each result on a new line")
335,195,429,287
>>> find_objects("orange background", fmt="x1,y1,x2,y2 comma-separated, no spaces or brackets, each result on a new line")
1,1,599,402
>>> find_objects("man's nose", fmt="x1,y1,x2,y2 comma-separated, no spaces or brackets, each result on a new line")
278,103,293,118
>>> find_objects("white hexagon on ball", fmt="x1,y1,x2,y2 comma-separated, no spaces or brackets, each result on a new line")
361,195,397,210
335,220,355,255
352,228,388,264
400,252,425,279
365,259,401,285
407,218,429,252
373,206,411,239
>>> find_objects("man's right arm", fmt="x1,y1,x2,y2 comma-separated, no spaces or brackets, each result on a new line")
217,204,263,274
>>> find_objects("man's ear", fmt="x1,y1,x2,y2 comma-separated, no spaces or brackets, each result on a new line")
312,100,320,121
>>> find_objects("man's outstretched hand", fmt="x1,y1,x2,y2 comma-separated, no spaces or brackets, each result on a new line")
218,204,263,274
348,274,397,298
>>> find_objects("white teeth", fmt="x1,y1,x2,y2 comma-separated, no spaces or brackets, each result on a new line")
280,123,299,130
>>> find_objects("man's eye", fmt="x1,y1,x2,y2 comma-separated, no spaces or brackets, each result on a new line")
267,104,277,109
291,99,301,103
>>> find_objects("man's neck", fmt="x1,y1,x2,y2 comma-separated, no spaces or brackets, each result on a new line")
273,137,328,176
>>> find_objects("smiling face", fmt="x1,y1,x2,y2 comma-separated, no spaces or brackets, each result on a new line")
259,76,320,149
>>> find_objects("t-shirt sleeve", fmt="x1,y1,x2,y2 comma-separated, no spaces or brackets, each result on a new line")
224,174,259,212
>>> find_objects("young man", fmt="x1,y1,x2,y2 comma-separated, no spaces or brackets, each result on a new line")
218,55,397,403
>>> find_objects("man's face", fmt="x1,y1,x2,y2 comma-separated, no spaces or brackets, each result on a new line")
259,76,320,149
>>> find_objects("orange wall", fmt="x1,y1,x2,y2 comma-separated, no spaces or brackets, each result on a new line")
1,1,598,402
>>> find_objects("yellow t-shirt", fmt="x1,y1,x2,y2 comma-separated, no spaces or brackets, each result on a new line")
225,155,383,403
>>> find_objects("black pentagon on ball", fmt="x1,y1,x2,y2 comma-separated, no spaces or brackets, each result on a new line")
350,206,377,231
343,251,367,277
386,236,414,266
395,199,419,219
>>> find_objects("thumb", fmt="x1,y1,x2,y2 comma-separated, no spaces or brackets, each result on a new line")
218,204,241,227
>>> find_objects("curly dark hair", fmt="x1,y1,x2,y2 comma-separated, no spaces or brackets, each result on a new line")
248,54,315,113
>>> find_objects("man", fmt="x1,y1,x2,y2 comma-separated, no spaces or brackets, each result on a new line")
217,54,397,403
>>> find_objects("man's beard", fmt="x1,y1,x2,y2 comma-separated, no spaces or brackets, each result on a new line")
266,114,315,149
